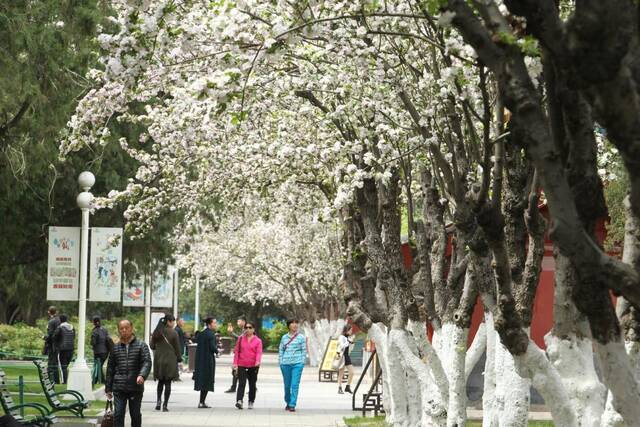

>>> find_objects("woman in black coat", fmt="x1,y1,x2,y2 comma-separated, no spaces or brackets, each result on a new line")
193,317,219,408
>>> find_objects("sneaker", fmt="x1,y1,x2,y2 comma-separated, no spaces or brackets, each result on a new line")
155,400,161,411
285,405,290,411
248,402,254,410
345,385,353,394
198,403,210,409
235,400,243,410
338,386,344,394
224,388,236,393
288,407,296,412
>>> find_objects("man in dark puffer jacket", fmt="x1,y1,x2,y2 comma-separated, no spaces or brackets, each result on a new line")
53,314,75,384
106,319,151,427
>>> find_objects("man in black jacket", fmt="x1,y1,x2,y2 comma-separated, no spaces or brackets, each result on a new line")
106,319,151,427
53,314,75,384
45,306,60,383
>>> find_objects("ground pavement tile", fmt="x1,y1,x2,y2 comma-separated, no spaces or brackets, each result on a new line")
114,352,366,426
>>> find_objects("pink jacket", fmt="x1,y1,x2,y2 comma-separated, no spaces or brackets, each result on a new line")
233,335,263,367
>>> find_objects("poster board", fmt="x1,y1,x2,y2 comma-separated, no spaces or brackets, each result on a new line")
123,273,145,307
151,267,173,307
318,338,341,382
47,226,80,301
89,227,123,301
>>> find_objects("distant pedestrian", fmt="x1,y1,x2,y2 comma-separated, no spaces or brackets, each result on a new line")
53,314,75,384
175,318,187,360
91,316,112,384
150,314,181,412
106,319,152,427
233,321,263,410
193,317,219,408
224,315,247,393
278,319,308,412
337,324,354,394
44,306,60,383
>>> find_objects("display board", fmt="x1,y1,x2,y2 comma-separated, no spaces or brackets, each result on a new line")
151,267,173,307
318,338,341,382
89,227,123,301
123,273,145,307
47,226,81,301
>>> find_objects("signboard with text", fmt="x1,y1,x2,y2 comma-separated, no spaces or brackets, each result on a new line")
47,226,80,301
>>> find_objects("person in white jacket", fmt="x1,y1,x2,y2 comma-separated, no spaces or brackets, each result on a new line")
337,324,354,394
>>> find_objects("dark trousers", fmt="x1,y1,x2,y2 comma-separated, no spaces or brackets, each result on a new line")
93,354,107,384
58,350,73,384
230,367,238,390
47,350,60,384
114,391,143,427
236,367,258,403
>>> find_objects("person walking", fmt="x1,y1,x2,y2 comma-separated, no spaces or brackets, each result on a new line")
224,315,247,393
233,321,263,410
193,317,219,408
278,319,308,412
150,314,181,412
90,316,112,384
175,318,187,366
106,319,152,427
53,314,75,384
337,324,354,394
44,306,60,384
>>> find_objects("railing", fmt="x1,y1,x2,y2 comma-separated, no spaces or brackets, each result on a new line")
351,350,384,416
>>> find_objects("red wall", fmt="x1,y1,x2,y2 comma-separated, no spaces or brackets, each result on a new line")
402,211,610,350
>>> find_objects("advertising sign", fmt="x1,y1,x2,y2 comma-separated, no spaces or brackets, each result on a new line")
123,272,145,307
152,267,173,307
89,227,123,301
47,226,80,301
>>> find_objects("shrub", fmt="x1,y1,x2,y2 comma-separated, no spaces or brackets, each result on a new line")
263,320,288,351
0,323,45,359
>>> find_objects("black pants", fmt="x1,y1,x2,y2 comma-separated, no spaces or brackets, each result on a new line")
230,367,238,390
156,379,172,404
47,350,60,384
236,366,258,403
114,391,143,427
58,350,74,384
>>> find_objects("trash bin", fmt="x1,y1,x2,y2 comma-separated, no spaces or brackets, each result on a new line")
219,337,233,355
188,344,198,372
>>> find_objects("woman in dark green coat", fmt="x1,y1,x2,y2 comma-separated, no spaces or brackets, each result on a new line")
150,314,181,412
193,317,219,408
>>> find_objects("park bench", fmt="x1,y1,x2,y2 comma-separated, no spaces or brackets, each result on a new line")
33,360,89,418
0,368,57,427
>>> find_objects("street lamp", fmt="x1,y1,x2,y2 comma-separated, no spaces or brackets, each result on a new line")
66,171,95,399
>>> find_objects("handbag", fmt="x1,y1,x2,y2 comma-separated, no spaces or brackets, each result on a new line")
101,400,114,427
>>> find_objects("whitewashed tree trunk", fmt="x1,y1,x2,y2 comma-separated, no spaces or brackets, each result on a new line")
495,340,531,427
601,341,640,426
393,327,447,427
545,332,605,427
435,323,468,427
465,322,487,383
594,341,640,425
514,342,578,426
483,313,499,427
302,318,346,367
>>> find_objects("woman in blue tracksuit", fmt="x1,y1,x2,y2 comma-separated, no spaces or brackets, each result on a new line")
278,319,308,412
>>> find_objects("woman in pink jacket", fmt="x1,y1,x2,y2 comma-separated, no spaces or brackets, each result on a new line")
233,321,263,410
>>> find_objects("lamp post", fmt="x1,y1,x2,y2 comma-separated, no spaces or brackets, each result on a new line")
194,274,200,332
67,171,95,399
172,268,179,319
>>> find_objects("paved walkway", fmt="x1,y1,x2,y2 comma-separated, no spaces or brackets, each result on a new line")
123,353,366,427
